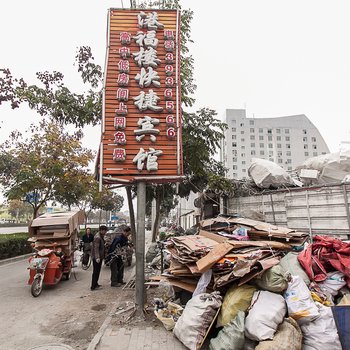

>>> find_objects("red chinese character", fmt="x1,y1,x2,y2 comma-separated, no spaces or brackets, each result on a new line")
165,53,174,64
118,60,130,73
164,30,174,40
117,73,129,86
165,65,174,76
114,117,126,129
115,102,128,115
165,77,174,87
119,47,130,59
113,148,126,162
164,40,175,52
120,32,131,45
166,115,175,125
164,88,172,100
116,88,129,101
114,131,126,145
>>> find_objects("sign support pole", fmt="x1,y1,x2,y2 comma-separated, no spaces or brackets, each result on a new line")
135,181,146,313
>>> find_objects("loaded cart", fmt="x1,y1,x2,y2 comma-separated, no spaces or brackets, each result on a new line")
27,211,85,297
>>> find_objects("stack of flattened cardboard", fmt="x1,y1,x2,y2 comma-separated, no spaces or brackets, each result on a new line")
201,216,308,246
151,217,301,292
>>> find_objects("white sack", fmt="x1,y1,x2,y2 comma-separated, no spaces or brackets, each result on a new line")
284,275,319,325
248,158,295,189
173,292,222,350
301,303,342,350
193,269,213,297
245,290,286,341
318,271,346,296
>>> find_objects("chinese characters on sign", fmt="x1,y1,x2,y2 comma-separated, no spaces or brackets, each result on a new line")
102,9,182,181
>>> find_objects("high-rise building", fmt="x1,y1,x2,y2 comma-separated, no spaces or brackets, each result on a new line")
221,109,330,179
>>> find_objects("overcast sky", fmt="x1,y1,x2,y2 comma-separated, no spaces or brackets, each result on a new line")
1,0,350,206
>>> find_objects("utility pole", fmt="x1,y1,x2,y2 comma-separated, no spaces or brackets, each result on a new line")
135,181,146,313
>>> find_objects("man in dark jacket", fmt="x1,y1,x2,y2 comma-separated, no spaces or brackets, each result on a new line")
108,226,131,287
90,225,107,291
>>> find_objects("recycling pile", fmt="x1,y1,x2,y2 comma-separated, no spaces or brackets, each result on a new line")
152,216,350,350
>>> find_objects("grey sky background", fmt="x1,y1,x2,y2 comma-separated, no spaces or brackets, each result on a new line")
1,0,349,207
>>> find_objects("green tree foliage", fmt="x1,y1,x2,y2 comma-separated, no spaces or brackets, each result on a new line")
0,120,94,218
7,199,33,223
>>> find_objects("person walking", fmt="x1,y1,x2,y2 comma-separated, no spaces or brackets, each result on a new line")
90,225,107,291
107,226,131,287
81,227,94,265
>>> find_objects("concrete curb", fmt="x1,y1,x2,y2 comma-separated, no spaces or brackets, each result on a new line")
0,253,32,266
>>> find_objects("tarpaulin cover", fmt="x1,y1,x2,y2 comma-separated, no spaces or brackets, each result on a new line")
297,235,350,287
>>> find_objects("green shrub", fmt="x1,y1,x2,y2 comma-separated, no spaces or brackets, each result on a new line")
0,233,32,260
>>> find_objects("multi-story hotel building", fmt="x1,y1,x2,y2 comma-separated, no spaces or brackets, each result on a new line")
221,109,330,179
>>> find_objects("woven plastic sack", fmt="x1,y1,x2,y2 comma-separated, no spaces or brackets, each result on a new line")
173,292,222,350
255,317,302,350
301,303,342,350
209,311,245,350
284,275,319,325
253,265,289,293
318,271,346,296
217,284,256,328
245,290,286,341
280,252,310,286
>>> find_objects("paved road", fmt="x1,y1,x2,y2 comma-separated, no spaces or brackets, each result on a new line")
0,253,135,349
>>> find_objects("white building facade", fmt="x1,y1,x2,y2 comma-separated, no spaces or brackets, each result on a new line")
222,109,330,179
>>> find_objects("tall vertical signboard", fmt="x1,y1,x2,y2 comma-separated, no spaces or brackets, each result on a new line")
100,9,182,185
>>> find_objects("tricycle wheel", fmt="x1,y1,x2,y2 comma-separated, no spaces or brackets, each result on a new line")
31,275,43,297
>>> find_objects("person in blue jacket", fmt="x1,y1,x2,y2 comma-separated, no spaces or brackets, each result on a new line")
107,226,131,287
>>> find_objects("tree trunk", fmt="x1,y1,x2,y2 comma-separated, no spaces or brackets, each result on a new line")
126,186,136,245
151,189,161,242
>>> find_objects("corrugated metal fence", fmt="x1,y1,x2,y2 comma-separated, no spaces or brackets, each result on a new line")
228,183,350,240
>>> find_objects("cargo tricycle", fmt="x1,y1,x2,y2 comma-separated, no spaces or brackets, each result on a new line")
27,211,84,297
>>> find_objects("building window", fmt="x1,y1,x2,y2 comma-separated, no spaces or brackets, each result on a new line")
268,144,273,148
241,131,244,134
286,151,291,156
322,152,326,155
232,135,236,140
268,136,273,141
233,157,237,162
267,129,272,134
242,146,245,149
277,151,282,156
277,144,281,148
241,153,245,157
304,152,309,156
269,151,273,156
288,166,292,170
259,143,264,148
251,143,255,148
260,150,264,155
250,135,255,140
231,119,236,124
304,144,308,149
233,150,237,156
285,129,290,134
287,159,292,163
312,137,316,142
278,159,283,163
303,137,307,142
286,144,291,149
232,142,237,147
233,165,237,170
241,138,245,142
312,145,317,149
242,161,246,165
303,129,307,134
250,128,254,133
233,173,237,178
251,150,256,155
232,127,236,132
249,120,254,125
242,169,246,172
277,136,281,141
276,129,281,134
285,136,290,141
313,152,318,156
259,136,264,140
259,128,263,133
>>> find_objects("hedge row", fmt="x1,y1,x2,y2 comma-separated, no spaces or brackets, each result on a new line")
0,233,32,260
